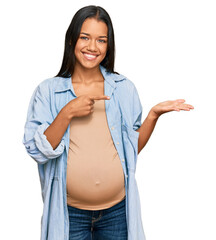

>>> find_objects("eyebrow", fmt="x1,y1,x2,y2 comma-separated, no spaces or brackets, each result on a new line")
80,32,108,38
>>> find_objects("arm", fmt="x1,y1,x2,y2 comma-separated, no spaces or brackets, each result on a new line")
136,99,194,154
44,108,71,150
23,81,110,164
136,110,158,154
22,81,66,164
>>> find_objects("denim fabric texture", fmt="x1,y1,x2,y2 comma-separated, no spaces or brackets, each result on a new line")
22,65,146,240
67,197,127,240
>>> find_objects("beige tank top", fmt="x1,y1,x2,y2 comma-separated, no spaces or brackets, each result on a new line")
66,99,126,210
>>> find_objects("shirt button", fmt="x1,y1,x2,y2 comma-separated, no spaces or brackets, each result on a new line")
126,174,128,178
122,159,125,162
116,142,119,145
111,126,114,130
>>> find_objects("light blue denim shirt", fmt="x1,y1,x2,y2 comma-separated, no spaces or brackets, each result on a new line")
22,65,146,240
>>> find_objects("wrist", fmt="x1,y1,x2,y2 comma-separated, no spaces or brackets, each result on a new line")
60,105,74,122
148,108,160,121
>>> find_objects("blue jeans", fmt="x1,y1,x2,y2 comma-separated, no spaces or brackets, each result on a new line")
67,197,128,240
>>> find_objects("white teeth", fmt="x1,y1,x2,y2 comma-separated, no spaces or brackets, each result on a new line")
83,53,97,59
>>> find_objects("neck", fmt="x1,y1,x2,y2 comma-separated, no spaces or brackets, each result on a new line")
72,63,103,84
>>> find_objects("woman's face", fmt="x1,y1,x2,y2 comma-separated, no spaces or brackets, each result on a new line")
74,18,108,70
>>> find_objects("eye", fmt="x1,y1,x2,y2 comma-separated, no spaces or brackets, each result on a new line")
80,36,89,40
98,39,107,43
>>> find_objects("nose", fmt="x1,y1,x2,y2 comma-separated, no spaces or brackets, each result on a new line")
87,40,97,52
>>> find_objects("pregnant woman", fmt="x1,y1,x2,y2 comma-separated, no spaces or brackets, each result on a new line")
22,5,194,240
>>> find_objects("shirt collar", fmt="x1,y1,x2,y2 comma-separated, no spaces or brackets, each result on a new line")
54,65,126,93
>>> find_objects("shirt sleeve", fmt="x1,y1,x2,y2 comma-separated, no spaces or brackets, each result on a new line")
132,83,143,131
22,81,65,164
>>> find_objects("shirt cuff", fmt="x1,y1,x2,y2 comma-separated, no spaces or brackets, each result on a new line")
34,122,65,159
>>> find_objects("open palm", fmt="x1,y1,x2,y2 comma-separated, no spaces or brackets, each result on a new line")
151,99,194,118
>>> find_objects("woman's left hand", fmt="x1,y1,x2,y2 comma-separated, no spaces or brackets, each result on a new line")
150,99,194,119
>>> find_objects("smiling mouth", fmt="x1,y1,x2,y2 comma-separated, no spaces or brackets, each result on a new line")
82,52,98,60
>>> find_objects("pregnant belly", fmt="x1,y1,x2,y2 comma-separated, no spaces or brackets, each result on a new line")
66,153,125,207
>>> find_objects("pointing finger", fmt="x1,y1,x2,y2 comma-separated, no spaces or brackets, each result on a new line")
90,95,110,100
176,99,185,103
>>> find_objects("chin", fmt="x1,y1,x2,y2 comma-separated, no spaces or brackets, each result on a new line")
81,63,100,70
79,60,103,70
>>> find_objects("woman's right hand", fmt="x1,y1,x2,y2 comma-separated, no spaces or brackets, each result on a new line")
63,94,110,119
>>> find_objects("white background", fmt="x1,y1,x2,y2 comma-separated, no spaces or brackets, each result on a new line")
0,0,215,239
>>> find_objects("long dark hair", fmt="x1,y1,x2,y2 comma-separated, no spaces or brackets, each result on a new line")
55,5,117,78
